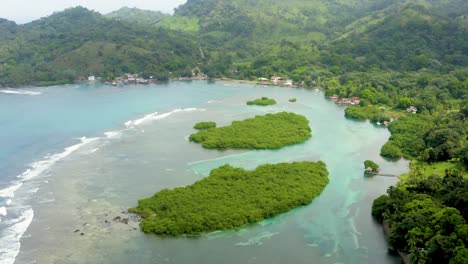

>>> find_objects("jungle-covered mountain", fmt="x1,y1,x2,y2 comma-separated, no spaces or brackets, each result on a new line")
0,7,198,86
105,7,169,27
161,0,467,78
0,0,466,86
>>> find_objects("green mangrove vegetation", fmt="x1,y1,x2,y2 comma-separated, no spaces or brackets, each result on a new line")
344,106,390,123
130,161,329,236
372,169,468,263
289,98,297,103
193,121,216,130
364,160,379,173
246,97,277,106
189,112,311,149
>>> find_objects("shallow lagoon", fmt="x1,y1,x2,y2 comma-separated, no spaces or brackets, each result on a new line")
1,81,408,264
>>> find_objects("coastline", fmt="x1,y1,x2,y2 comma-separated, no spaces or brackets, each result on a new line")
1,83,408,263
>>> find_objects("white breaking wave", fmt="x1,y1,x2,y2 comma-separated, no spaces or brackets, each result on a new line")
104,131,122,138
208,100,223,103
89,148,100,154
0,137,98,264
0,207,6,217
125,108,204,128
0,184,22,199
0,107,205,264
0,209,34,264
128,111,159,127
0,89,42,96
17,137,99,182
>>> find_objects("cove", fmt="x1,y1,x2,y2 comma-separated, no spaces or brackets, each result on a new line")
1,81,408,264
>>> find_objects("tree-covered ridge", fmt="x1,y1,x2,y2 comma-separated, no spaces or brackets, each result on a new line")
130,161,329,236
105,7,169,27
246,97,277,106
372,170,468,263
189,112,312,149
165,0,467,80
0,0,467,87
0,7,198,86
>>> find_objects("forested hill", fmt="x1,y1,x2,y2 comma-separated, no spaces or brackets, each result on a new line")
105,7,169,27
164,0,467,78
0,7,198,86
0,0,466,86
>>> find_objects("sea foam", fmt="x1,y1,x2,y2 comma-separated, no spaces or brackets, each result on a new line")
0,108,203,263
0,137,98,264
125,108,204,128
0,206,7,217
0,89,42,96
17,137,98,182
0,208,34,264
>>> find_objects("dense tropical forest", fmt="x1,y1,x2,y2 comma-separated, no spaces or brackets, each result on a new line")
130,161,329,235
372,170,468,263
189,112,312,149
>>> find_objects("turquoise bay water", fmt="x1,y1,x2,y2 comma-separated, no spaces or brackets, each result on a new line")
0,81,408,264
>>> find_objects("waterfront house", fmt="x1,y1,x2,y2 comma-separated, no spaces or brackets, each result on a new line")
407,106,418,113
271,76,285,85
351,97,361,105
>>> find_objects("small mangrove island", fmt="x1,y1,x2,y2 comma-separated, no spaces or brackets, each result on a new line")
289,98,297,103
364,160,380,174
189,112,312,149
130,161,329,236
193,121,216,130
246,97,277,106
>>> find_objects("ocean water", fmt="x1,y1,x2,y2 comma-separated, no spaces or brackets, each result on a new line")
0,81,408,264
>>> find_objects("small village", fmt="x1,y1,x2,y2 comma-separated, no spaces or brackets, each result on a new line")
256,76,296,87
328,95,361,106
81,69,209,86
81,73,157,86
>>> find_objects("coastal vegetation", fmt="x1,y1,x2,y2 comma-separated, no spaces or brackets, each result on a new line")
189,112,311,149
289,98,297,103
1,1,467,261
130,161,329,236
399,160,467,181
246,97,277,106
372,169,468,263
193,121,216,130
364,160,379,173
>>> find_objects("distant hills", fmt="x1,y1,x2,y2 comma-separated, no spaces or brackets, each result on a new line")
105,7,169,27
0,7,197,86
0,0,466,86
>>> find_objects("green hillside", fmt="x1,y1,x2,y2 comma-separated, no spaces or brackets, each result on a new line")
106,7,168,27
1,1,466,86
0,7,198,86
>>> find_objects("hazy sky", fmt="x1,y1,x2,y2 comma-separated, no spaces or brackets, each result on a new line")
0,0,188,24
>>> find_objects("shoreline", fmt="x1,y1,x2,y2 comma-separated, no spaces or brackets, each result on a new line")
2,80,406,262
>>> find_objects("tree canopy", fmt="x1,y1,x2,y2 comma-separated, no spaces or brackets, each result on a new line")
130,161,329,236
189,112,312,149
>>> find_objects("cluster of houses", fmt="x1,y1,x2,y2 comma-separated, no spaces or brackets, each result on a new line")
81,74,157,86
105,73,157,86
329,95,361,106
257,76,294,87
